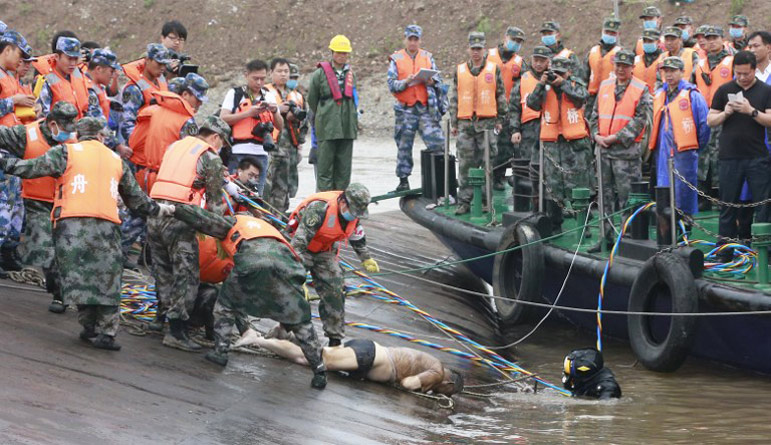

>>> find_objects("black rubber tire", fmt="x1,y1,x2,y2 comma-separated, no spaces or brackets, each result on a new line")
493,222,544,327
627,252,698,372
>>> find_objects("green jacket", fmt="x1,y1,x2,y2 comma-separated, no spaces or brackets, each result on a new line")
307,64,358,142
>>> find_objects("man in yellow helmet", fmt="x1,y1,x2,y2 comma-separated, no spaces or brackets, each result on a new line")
307,35,358,191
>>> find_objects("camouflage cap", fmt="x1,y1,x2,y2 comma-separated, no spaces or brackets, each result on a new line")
540,21,560,33
674,16,693,26
76,117,108,140
146,43,172,64
550,56,571,73
90,48,122,71
55,36,81,58
289,63,300,78
184,72,209,103
167,76,187,94
0,31,31,58
661,56,685,70
506,26,525,40
199,115,231,147
639,6,662,18
729,15,749,27
614,49,636,66
662,26,682,38
532,45,553,59
705,25,724,38
642,28,661,41
47,102,78,132
0,21,7,34
405,24,422,38
344,183,371,218
693,25,709,37
468,31,486,49
602,17,621,32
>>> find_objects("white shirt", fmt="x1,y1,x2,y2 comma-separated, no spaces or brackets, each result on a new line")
220,87,278,156
756,62,771,84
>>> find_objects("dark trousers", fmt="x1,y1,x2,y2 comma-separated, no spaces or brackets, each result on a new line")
718,157,771,242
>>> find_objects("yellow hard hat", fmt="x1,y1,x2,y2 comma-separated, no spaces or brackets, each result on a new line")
329,34,352,53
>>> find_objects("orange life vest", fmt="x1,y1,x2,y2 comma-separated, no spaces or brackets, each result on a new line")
85,75,111,120
221,214,298,259
486,48,523,101
588,45,620,95
22,120,67,202
30,54,56,76
556,48,574,59
539,89,589,142
122,59,168,108
633,53,665,93
44,65,90,118
288,191,358,253
519,72,540,123
53,140,123,225
663,48,697,82
456,61,498,119
390,48,433,106
0,67,21,127
648,87,700,152
142,91,196,172
230,92,276,143
150,136,215,205
597,77,648,142
694,55,734,107
198,234,234,283
264,84,287,141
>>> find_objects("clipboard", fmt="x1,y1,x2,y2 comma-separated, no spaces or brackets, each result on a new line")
409,68,440,86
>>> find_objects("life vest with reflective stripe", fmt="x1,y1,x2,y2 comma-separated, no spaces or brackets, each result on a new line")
53,140,123,225
0,68,21,126
664,48,697,82
588,45,620,94
150,136,215,205
122,59,168,107
694,55,734,107
648,87,700,152
142,91,196,172
456,61,498,119
22,120,66,202
391,49,432,106
519,72,540,123
45,66,89,118
317,61,353,103
230,93,277,143
288,191,358,253
85,75,111,119
539,89,588,142
198,234,234,283
486,48,523,100
597,77,647,142
633,53,665,93
221,214,298,260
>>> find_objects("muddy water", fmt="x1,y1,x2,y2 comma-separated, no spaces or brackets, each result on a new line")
290,137,771,443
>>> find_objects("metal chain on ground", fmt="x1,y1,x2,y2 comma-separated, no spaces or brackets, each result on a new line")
673,167,771,208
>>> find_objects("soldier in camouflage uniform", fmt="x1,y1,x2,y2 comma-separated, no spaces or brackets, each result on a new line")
583,18,622,115
539,21,585,81
727,15,750,52
0,102,78,312
450,32,507,215
36,37,86,118
147,115,227,352
508,46,551,164
387,24,446,192
289,183,378,347
0,117,169,350
287,63,308,200
526,56,593,230
590,50,652,249
173,203,328,389
84,48,133,158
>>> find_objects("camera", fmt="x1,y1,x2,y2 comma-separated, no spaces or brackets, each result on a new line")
545,70,558,82
251,121,275,152
285,100,307,121
169,53,199,77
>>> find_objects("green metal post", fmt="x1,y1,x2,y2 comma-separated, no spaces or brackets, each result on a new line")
753,223,771,293
468,168,486,223
572,187,591,247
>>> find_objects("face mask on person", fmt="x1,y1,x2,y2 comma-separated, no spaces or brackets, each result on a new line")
601,33,617,45
729,28,744,39
643,42,658,54
681,30,690,41
287,79,298,90
52,122,75,142
341,209,355,221
643,20,658,30
505,40,521,52
541,35,557,46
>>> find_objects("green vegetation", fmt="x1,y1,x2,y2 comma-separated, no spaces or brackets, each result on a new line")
476,16,491,34
144,0,155,8
731,0,746,15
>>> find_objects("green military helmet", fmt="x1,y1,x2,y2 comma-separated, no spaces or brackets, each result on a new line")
602,17,621,32
167,76,187,94
613,49,635,66
674,16,693,26
729,15,749,27
550,56,571,73
532,46,553,59
506,26,525,40
705,25,724,38
344,183,370,218
661,56,685,71
639,5,661,18
199,114,231,146
468,31,486,49
76,117,108,140
642,28,661,41
663,26,682,39
47,102,78,132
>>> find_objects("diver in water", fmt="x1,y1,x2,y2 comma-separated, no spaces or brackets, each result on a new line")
562,347,622,400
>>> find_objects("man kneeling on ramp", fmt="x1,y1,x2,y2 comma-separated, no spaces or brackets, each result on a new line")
235,329,464,397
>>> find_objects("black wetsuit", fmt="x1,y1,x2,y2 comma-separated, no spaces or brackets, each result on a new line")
571,368,622,400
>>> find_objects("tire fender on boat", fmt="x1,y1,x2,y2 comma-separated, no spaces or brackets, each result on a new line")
627,252,698,372
493,222,545,328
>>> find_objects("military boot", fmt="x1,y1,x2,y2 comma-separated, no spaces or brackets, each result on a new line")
311,363,328,389
148,301,166,332
92,334,122,351
0,246,23,272
394,177,410,192
48,298,67,314
79,325,97,343
163,318,202,352
205,348,229,366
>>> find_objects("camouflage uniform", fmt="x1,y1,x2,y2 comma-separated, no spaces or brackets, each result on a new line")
583,18,622,114
174,204,324,370
36,37,85,118
119,44,171,144
540,22,585,82
698,48,732,189
508,48,550,164
0,175,24,251
287,66,308,199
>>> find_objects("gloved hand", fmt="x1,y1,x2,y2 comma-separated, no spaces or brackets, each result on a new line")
362,258,379,273
157,203,176,218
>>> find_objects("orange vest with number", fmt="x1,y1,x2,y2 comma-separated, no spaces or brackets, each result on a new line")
222,214,298,259
143,91,196,172
0,68,21,127
539,89,588,142
288,191,358,253
648,87,700,152
122,59,168,107
231,92,276,143
198,234,234,283
150,136,215,205
45,66,90,118
391,49,433,106
663,48,696,82
53,140,123,225
456,61,498,119
519,72,540,123
694,55,734,107
22,120,67,202
633,53,664,93
487,48,523,100
588,45,620,94
597,77,647,142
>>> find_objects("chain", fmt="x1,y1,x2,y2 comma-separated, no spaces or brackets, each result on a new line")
675,207,757,244
543,150,581,176
672,168,771,208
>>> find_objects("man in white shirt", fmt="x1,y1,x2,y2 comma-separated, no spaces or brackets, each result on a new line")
220,59,283,195
748,31,771,84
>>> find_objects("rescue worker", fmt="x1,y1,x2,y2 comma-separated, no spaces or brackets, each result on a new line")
147,115,228,351
727,15,749,52
695,26,734,208
633,29,665,94
562,348,621,400
539,21,583,80
526,56,593,230
450,32,507,215
307,34,358,192
0,117,172,350
635,6,664,57
673,16,697,49
288,183,378,347
171,204,328,389
0,102,77,312
84,49,132,158
287,63,308,200
661,27,699,84
387,24,445,192
487,26,526,190
590,50,652,250
693,25,710,59
508,46,551,168
36,37,89,118
650,56,711,219
584,18,621,115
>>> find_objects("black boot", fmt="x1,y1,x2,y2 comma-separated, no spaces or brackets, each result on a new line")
328,338,341,347
48,298,67,314
1,246,22,272
148,301,166,332
205,347,229,366
311,363,328,389
163,318,202,352
92,334,121,351
79,326,97,343
394,177,409,192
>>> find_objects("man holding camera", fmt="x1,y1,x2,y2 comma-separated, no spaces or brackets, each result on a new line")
508,46,551,167
221,59,283,196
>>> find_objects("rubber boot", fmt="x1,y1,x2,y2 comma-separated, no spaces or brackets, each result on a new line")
394,177,409,192
79,325,97,343
327,338,342,347
163,318,202,352
1,246,23,272
92,334,121,351
205,347,229,366
311,363,328,389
